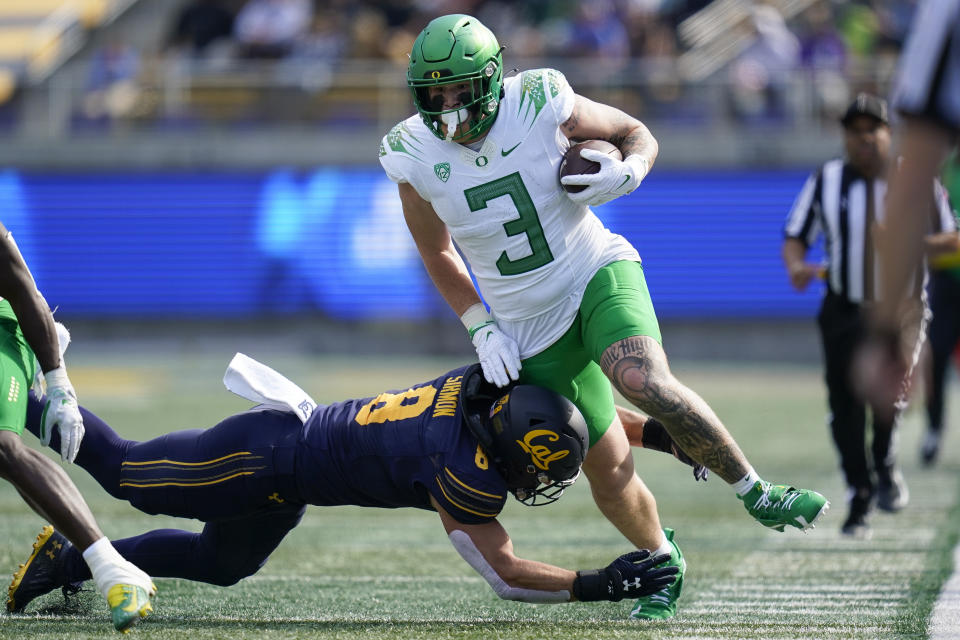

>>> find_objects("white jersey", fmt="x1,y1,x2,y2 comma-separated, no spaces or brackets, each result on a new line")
379,69,640,357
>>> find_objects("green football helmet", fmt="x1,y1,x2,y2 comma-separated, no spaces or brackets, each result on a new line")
407,14,504,141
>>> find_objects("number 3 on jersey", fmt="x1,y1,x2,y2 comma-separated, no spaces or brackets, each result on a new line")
464,172,554,276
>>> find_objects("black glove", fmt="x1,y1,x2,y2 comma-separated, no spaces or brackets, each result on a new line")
572,550,679,602
641,418,709,482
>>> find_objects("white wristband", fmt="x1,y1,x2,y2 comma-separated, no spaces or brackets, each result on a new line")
624,155,650,183
460,303,492,333
44,366,71,390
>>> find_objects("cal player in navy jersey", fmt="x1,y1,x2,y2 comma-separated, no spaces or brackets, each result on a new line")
9,363,685,611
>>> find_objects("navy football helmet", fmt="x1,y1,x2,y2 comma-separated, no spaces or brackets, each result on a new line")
461,365,588,506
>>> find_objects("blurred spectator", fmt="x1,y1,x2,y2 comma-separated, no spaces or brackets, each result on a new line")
873,0,918,51
727,4,800,124
839,2,881,59
166,0,236,59
799,2,846,71
82,41,141,121
632,14,687,120
290,10,348,63
234,0,312,59
567,0,630,61
798,1,849,122
347,8,390,58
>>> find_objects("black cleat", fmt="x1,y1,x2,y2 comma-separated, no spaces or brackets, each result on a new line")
921,431,941,467
7,525,72,613
840,492,873,540
877,468,909,513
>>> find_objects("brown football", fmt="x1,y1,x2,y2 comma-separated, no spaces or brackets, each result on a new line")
559,140,622,193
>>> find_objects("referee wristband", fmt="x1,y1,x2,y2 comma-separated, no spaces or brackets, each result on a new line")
460,303,493,337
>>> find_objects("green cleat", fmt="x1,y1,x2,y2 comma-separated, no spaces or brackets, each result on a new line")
107,583,155,634
629,528,685,620
7,525,71,613
740,480,830,532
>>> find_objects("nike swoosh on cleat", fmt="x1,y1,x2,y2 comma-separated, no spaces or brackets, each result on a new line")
500,142,521,157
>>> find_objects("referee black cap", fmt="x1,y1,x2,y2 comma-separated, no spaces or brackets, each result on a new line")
841,93,890,128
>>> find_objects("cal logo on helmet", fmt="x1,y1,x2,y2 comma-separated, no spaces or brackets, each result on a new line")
490,393,509,417
517,429,570,471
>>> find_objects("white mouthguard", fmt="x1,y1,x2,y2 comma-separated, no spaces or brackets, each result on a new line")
441,108,470,141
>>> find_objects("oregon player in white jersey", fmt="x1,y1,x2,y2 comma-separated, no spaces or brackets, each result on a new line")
380,14,829,620
381,67,640,356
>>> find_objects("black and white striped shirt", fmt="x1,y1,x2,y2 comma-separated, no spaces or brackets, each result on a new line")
784,158,955,303
892,0,960,132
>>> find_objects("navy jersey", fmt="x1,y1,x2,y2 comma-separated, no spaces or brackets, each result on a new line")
296,365,508,525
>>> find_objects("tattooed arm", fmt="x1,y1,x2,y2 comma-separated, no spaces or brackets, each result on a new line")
560,95,658,170
601,335,750,484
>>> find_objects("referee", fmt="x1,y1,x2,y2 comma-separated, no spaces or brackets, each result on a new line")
781,93,956,539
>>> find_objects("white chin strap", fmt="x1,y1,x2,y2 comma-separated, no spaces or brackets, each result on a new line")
441,108,470,141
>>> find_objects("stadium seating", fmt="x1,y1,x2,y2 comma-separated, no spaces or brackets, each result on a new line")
0,0,134,104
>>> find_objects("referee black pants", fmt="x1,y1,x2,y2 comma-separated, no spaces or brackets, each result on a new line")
926,271,960,434
817,293,898,498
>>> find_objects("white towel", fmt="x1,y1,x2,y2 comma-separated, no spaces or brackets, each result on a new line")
223,352,317,424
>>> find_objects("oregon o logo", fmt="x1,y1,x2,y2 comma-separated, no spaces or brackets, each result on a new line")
475,155,488,167
431,71,440,79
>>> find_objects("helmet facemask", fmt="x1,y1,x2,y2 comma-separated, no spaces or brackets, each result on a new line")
407,15,504,142
510,467,582,507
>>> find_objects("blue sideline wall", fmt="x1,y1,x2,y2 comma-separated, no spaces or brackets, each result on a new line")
0,168,825,319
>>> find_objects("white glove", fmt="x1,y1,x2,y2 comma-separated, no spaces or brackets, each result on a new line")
561,151,649,207
470,321,521,388
41,367,84,463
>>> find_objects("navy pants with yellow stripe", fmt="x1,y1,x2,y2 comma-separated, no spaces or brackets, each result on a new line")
26,394,306,586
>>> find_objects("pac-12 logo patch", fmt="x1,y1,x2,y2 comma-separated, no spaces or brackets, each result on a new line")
434,162,451,182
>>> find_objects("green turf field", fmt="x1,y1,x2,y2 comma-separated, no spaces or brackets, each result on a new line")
0,350,957,639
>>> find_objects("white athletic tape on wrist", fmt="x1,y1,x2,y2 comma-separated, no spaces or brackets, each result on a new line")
460,303,493,334
54,321,70,359
448,530,569,603
43,366,73,393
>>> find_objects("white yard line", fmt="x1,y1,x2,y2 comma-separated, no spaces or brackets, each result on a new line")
931,541,960,639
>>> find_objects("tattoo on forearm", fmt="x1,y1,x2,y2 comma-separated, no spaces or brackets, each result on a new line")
602,337,749,483
561,107,580,135
605,114,635,151
614,131,644,157
608,120,650,159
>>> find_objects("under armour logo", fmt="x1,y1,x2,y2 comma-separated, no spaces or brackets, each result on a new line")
623,577,643,591
45,541,62,560
268,492,285,504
